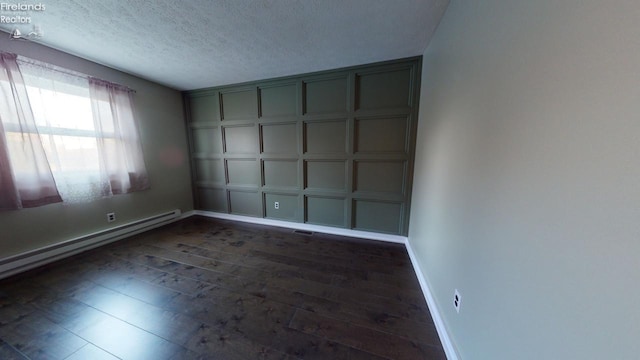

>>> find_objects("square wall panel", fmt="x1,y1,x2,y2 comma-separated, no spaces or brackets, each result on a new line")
356,69,411,110
354,161,405,194
261,123,298,154
260,84,297,117
229,190,261,216
189,95,218,123
265,193,299,221
355,116,408,153
223,125,257,154
186,58,422,236
192,127,221,154
306,196,345,227
220,89,257,120
263,160,298,189
304,77,348,114
304,120,347,154
226,159,259,186
197,187,227,212
305,161,346,191
195,159,224,183
353,200,402,234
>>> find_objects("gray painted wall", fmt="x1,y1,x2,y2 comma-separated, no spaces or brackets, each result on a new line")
410,0,640,358
186,58,421,235
0,35,193,258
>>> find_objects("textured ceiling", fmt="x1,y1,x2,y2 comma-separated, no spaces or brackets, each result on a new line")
0,0,449,90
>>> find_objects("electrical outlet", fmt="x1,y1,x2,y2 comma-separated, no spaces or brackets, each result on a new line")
454,289,461,313
274,201,280,210
107,212,116,223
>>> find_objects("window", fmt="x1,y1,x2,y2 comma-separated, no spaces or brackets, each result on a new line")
0,53,149,208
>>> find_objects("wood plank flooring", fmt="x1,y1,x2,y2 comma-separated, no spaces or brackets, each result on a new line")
0,216,446,359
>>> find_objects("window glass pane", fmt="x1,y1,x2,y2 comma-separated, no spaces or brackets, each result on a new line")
25,84,94,131
40,135,100,174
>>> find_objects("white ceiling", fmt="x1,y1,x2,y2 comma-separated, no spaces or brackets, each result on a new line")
0,0,449,91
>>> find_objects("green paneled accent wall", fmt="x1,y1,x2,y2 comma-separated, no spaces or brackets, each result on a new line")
304,76,349,114
355,116,408,153
197,188,227,213
220,89,258,120
353,200,403,233
354,160,405,194
226,159,259,186
306,196,346,227
261,123,298,153
264,193,299,221
229,190,261,216
304,120,347,154
260,84,297,117
185,57,421,235
262,160,298,189
223,125,258,153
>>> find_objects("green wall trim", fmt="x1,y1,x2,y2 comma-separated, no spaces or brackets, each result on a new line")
184,57,421,235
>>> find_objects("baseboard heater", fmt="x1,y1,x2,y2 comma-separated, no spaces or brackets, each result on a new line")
0,209,182,280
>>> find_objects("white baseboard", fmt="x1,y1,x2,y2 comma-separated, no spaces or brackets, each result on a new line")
193,210,459,359
405,241,460,360
179,210,197,219
0,209,183,280
193,210,408,244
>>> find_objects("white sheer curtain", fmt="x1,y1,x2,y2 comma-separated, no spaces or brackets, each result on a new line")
18,58,110,203
3,55,150,204
0,53,62,210
88,78,149,195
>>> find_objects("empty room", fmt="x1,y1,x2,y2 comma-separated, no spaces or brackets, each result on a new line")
1,0,638,359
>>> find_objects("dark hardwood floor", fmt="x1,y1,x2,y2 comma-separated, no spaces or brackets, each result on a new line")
0,216,446,359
